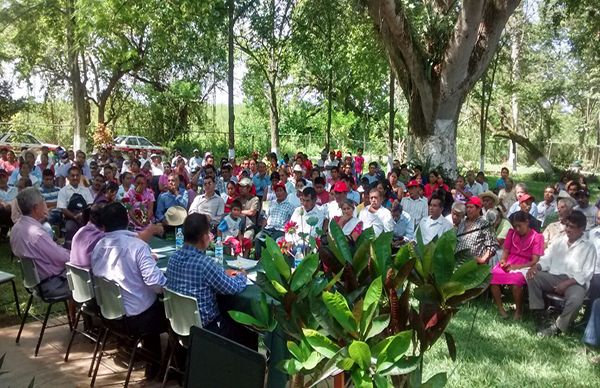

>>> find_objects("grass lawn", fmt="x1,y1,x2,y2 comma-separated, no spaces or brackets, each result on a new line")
423,299,600,387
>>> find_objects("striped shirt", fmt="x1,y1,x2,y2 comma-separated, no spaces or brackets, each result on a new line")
400,196,428,227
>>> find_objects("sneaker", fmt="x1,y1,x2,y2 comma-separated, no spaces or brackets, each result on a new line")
537,323,561,337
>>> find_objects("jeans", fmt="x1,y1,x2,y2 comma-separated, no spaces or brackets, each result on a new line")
583,299,600,347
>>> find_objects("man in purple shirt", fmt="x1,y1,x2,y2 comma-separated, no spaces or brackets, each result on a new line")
10,187,71,298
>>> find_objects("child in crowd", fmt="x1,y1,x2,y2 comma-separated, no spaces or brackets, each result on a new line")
218,200,251,257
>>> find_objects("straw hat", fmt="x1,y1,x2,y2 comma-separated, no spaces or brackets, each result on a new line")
164,206,188,226
479,191,499,206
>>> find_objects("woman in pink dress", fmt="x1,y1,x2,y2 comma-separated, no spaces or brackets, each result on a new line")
490,210,544,320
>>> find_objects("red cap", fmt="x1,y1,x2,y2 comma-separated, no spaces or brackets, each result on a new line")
466,196,482,208
333,181,349,193
406,180,420,188
336,150,342,159
273,181,286,192
518,193,535,203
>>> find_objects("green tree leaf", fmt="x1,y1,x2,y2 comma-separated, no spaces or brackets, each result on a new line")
290,252,319,292
328,220,353,263
422,372,448,388
431,230,457,284
228,311,265,329
450,259,491,290
349,340,372,370
302,328,341,358
265,236,291,280
322,291,358,334
440,281,466,301
365,314,390,340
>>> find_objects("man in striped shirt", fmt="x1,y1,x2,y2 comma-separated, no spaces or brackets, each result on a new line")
401,180,428,228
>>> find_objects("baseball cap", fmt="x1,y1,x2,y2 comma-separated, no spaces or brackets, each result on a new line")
333,181,349,193
273,181,286,192
466,196,482,208
518,193,535,203
406,180,420,188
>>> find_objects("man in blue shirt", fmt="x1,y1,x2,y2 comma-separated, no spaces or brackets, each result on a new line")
156,173,189,222
165,213,256,349
252,161,270,199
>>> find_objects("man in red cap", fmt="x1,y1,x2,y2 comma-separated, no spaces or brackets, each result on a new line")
254,181,295,259
401,180,428,228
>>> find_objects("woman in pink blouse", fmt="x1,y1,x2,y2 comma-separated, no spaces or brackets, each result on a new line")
333,199,363,242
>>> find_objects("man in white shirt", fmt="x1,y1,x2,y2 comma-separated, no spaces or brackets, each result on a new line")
527,210,597,336
327,181,353,221
359,188,394,237
286,187,326,247
57,166,94,248
475,171,489,192
417,194,453,245
91,202,167,379
188,175,225,228
400,180,428,228
573,189,597,231
188,149,203,172
465,171,483,196
543,197,576,248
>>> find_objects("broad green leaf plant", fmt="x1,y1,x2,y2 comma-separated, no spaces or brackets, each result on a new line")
230,221,489,387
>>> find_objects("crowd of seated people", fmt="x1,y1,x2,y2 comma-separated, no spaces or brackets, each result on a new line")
3,143,600,376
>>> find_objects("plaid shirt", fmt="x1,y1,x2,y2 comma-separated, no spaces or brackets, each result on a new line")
456,216,498,261
165,244,247,325
265,199,296,231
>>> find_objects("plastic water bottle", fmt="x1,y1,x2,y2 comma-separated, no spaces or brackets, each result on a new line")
175,227,184,250
293,246,304,269
215,237,224,264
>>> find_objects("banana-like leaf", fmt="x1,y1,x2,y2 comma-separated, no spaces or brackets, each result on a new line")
440,281,466,301
431,231,457,285
378,355,420,376
290,253,319,292
255,272,284,301
422,372,448,388
450,259,491,290
414,284,441,304
260,248,283,285
376,330,412,369
444,332,456,361
328,221,353,264
393,243,412,268
363,276,383,313
287,341,305,362
271,280,288,294
323,291,358,334
302,351,323,370
228,311,266,329
421,243,435,278
303,328,341,358
349,340,372,370
365,314,390,340
371,232,393,276
326,233,346,266
356,226,375,248
265,236,291,280
250,293,270,327
352,238,371,276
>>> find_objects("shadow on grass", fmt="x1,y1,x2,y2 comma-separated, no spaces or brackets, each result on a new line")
424,300,600,387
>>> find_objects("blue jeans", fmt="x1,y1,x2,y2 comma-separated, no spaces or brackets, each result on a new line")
583,299,600,347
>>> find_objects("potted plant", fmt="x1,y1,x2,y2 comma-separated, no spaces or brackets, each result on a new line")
230,222,489,387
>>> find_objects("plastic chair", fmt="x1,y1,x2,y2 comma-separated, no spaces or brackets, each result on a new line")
91,276,160,387
184,326,266,388
64,263,102,377
15,256,72,357
161,288,202,387
0,270,20,318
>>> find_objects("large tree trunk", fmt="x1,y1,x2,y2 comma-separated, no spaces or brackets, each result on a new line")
268,82,280,155
366,0,520,177
508,11,523,172
227,0,236,159
66,0,88,152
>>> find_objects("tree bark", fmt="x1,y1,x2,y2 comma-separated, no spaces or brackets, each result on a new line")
366,0,521,176
269,80,280,155
228,0,236,159
66,0,88,152
388,68,395,173
493,128,557,175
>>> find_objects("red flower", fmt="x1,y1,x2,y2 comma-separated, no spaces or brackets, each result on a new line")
122,197,130,203
284,221,297,234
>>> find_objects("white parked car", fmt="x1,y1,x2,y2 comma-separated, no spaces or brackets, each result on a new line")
113,135,167,155
0,132,59,152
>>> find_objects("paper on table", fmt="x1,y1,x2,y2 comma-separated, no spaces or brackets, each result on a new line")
246,271,257,285
152,246,176,253
154,253,167,260
226,257,258,270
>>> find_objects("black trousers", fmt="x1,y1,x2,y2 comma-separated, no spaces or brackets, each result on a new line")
123,299,168,370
